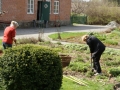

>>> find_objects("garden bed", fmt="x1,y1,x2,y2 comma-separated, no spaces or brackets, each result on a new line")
1,30,120,90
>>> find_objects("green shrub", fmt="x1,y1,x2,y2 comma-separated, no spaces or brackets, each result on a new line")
0,44,63,90
109,68,120,77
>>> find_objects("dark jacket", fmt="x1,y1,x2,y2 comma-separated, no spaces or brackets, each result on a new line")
86,35,105,54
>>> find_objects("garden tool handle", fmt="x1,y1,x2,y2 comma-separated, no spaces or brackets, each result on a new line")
90,53,93,67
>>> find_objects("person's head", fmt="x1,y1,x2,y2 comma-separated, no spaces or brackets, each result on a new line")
81,35,89,42
10,21,19,28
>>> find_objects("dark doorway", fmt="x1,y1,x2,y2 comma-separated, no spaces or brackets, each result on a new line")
37,1,42,20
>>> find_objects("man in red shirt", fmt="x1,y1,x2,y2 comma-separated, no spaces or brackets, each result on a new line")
2,21,19,49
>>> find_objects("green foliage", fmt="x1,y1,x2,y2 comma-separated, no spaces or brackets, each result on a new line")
110,30,120,37
85,71,94,77
69,62,88,73
53,47,63,53
61,77,113,90
76,56,84,62
109,68,120,77
93,33,106,41
104,48,120,55
104,39,118,45
105,60,120,66
93,31,119,45
0,44,63,90
95,75,108,79
48,30,120,47
64,44,88,51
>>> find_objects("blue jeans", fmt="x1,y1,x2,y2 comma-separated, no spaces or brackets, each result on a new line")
2,42,12,49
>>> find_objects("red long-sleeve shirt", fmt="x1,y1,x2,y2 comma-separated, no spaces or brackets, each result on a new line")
2,26,16,44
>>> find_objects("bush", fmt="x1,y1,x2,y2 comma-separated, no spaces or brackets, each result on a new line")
0,44,63,90
109,68,120,77
85,1,120,25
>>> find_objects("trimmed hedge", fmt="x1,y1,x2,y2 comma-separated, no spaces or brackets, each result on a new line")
0,44,63,90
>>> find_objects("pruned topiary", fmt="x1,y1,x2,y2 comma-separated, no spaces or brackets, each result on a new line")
0,44,63,90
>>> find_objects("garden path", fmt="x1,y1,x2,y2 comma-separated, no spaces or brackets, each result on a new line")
0,24,108,42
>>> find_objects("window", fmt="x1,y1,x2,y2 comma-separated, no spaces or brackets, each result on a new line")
46,0,51,14
27,0,34,14
54,0,59,14
0,0,1,12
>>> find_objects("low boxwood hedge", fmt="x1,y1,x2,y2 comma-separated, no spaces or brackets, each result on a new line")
0,44,63,90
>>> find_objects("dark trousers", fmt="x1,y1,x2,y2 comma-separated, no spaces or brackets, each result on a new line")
93,48,105,73
2,42,12,49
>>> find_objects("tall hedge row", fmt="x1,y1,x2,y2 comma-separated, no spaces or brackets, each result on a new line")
0,44,63,90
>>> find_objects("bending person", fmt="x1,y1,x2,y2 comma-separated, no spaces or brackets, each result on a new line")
2,21,19,49
82,35,106,75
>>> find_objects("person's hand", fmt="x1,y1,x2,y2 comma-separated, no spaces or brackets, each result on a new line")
14,39,17,44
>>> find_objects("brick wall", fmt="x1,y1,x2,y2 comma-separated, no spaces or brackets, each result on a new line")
50,0,71,20
0,0,71,28
1,0,36,22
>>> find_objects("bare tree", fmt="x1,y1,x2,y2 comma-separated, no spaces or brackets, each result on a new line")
72,0,120,24
71,0,88,14
72,0,119,15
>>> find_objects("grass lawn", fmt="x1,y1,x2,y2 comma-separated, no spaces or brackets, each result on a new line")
61,77,113,90
49,32,87,40
49,29,120,48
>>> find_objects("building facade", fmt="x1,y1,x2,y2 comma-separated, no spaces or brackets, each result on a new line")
0,0,71,28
